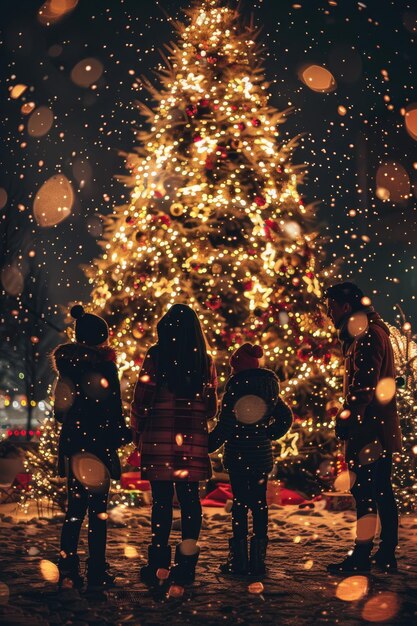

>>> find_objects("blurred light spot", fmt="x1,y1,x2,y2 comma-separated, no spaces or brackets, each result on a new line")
338,105,347,116
300,65,336,92
124,545,138,558
21,102,35,115
334,470,356,492
72,158,92,186
40,560,59,583
1,265,24,296
376,162,410,203
28,106,54,137
71,452,110,492
336,575,368,601
402,322,412,332
403,11,417,33
168,584,184,598
175,433,184,446
86,216,103,237
97,512,108,520
54,378,75,412
180,539,198,556
0,188,7,209
33,174,74,227
38,0,78,25
100,377,109,388
356,514,377,542
48,43,63,57
83,372,110,399
361,296,372,306
248,582,264,594
71,58,103,88
10,84,28,99
339,409,351,420
375,378,396,405
362,592,400,622
293,535,301,543
347,312,368,337
304,559,314,570
156,567,169,580
358,440,383,465
0,582,9,605
282,220,301,239
404,104,417,140
234,395,267,424
173,469,189,478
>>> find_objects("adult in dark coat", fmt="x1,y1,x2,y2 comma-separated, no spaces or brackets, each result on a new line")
52,305,131,589
325,283,402,574
209,343,293,577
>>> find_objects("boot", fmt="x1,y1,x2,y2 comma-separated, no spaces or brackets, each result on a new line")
249,536,268,577
220,537,249,575
327,544,372,574
140,545,171,586
169,542,200,586
86,558,116,590
372,548,398,573
58,554,84,590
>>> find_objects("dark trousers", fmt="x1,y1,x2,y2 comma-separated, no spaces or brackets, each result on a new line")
60,468,109,564
350,454,398,553
150,481,202,547
229,472,268,539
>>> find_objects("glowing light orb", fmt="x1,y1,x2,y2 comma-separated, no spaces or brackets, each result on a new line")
375,377,396,405
248,581,264,594
356,513,378,542
358,440,383,465
175,433,184,446
1,265,24,296
361,592,400,622
10,84,28,99
404,105,417,140
33,174,74,227
168,584,184,598
156,568,170,580
300,65,336,92
334,470,356,492
124,545,138,558
71,452,110,492
234,395,267,424
40,560,59,583
28,106,54,137
179,539,199,556
376,162,410,203
335,575,369,602
0,188,7,209
38,0,79,26
71,58,103,88
54,378,75,412
347,312,368,338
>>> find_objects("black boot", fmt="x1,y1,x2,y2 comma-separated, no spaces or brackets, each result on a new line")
58,554,84,590
249,536,268,577
86,558,116,590
220,537,249,575
327,544,372,574
372,548,398,573
169,543,200,586
140,545,171,586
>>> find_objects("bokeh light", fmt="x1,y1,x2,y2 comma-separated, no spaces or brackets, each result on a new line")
375,377,396,404
38,0,79,26
0,582,9,605
358,440,383,465
356,513,378,542
10,84,28,99
347,312,368,338
124,545,138,558
361,592,400,622
0,188,7,209
33,174,74,227
234,395,267,424
300,65,336,92
404,104,417,140
71,452,110,492
71,58,103,88
248,582,264,594
28,106,54,138
1,265,24,296
334,470,356,492
335,575,369,602
375,162,410,203
39,560,59,583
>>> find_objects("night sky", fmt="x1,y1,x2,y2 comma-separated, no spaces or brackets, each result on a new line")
1,0,416,341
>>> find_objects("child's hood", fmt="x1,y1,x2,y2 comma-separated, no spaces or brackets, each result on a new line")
51,342,117,373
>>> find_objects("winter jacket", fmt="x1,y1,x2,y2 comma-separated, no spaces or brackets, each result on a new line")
335,311,402,462
208,368,293,476
52,343,132,478
130,345,218,482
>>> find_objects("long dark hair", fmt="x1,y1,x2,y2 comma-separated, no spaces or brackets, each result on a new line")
155,304,211,397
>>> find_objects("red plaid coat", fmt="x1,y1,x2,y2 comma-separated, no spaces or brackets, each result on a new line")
130,346,218,481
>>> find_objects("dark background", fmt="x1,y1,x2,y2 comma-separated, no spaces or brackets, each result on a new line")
1,0,416,396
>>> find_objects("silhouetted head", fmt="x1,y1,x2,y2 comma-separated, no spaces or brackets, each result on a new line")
156,304,210,396
324,282,366,328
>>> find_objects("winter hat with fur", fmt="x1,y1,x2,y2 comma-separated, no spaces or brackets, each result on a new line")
230,342,263,373
71,304,109,346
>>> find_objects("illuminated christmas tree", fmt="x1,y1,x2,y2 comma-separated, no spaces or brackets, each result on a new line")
389,311,417,512
88,0,340,484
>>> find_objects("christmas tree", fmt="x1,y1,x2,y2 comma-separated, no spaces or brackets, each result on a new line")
389,311,417,513
88,0,340,487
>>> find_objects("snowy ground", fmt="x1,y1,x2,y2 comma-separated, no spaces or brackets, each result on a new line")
0,501,416,625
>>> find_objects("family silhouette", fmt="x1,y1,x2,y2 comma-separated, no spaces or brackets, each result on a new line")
51,282,402,590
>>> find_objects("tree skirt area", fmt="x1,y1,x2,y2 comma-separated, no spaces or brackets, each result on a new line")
0,503,416,626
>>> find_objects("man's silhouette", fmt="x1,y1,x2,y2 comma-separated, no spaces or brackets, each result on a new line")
325,283,402,574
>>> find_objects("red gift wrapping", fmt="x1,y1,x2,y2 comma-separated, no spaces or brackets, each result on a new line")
120,472,150,491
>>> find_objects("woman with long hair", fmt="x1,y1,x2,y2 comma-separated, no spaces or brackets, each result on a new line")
131,304,218,586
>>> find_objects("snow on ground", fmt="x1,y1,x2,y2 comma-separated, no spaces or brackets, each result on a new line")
0,501,416,625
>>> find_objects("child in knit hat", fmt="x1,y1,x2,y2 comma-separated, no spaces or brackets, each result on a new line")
209,343,293,577
52,305,131,590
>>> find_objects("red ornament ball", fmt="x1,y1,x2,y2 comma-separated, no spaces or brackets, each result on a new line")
185,104,198,117
252,118,262,127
